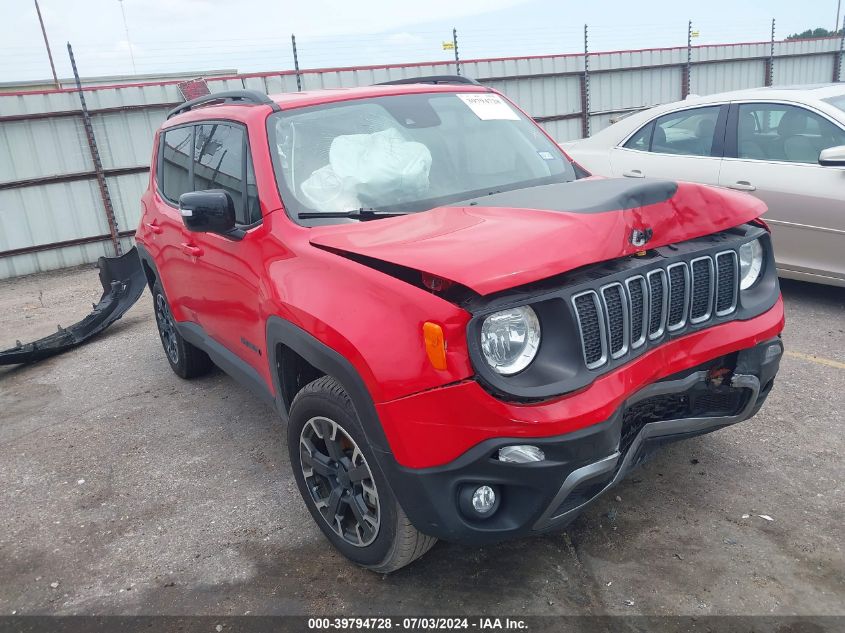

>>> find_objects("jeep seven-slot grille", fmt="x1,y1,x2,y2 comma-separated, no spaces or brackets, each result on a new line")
602,284,626,357
647,271,666,338
715,251,738,315
667,264,688,329
626,276,646,347
572,252,739,369
573,292,605,368
690,257,713,322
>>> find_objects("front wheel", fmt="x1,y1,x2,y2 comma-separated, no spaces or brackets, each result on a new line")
288,376,436,573
152,281,213,379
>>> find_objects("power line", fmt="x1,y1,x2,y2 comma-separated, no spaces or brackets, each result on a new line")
117,0,137,75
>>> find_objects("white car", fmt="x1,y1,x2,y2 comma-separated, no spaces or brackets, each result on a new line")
562,84,845,287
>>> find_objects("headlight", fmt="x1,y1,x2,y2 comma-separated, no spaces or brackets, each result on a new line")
739,239,764,290
480,306,541,375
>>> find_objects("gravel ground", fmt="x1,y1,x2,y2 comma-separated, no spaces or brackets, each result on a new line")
0,264,843,616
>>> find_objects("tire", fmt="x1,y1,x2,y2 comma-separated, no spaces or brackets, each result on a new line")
152,281,213,379
288,376,437,573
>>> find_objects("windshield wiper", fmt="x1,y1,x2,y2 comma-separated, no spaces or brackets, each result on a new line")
297,208,407,221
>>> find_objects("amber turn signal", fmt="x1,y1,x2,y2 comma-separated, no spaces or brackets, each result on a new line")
423,322,447,370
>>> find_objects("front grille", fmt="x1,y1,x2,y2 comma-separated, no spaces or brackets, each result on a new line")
715,251,738,315
573,291,605,368
647,270,666,338
572,252,739,370
690,257,714,322
667,263,689,330
626,276,647,348
601,283,627,358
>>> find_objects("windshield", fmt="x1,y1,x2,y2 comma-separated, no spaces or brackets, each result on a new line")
266,92,576,224
823,94,845,116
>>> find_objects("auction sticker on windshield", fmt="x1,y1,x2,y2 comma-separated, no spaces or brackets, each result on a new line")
457,93,520,120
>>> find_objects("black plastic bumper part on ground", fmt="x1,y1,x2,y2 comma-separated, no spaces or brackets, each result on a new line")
0,247,145,365
386,337,783,544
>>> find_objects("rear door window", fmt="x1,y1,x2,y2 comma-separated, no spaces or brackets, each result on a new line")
623,121,654,151
649,106,722,157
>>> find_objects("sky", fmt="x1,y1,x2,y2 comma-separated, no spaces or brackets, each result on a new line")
1,0,841,83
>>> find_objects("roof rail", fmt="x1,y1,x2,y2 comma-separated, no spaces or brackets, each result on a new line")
375,75,483,86
167,90,280,119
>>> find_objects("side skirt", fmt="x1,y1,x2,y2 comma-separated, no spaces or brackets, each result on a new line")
175,321,277,411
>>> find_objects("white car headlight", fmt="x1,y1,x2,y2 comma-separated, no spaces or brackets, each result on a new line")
739,239,764,290
480,306,541,375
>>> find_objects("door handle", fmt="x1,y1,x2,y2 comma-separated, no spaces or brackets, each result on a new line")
623,169,644,178
180,243,204,257
728,180,756,192
144,221,163,234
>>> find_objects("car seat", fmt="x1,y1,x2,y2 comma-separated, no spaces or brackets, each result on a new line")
737,111,766,159
776,109,817,163
695,118,717,155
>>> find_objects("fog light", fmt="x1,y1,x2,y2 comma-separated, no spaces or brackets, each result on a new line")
459,484,500,519
472,485,497,514
498,445,545,463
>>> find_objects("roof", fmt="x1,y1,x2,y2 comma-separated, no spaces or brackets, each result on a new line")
163,83,490,127
688,83,845,103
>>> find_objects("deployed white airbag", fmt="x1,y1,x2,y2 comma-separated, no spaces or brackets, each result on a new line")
300,128,432,212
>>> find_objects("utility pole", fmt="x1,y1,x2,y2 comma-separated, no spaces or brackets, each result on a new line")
682,20,692,98
581,24,591,138
117,0,137,75
766,18,776,86
33,0,60,89
291,34,302,91
837,14,845,82
837,0,842,34
453,28,460,76
68,42,122,257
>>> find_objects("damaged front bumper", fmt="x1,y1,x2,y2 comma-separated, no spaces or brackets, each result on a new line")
382,337,783,544
0,247,145,365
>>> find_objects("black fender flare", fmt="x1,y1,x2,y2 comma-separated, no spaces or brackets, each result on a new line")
266,316,449,536
265,316,392,455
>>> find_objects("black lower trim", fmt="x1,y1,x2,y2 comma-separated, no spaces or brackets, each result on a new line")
175,321,275,408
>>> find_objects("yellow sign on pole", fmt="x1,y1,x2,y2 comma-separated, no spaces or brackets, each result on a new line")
691,30,700,38
442,41,455,50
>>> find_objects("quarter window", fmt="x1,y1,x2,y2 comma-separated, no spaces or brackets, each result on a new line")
623,121,653,151
160,127,193,204
625,106,722,157
736,103,845,164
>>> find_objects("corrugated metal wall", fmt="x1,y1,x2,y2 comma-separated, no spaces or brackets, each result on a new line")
1,36,842,279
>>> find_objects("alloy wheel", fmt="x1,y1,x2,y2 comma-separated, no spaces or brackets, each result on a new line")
299,416,380,547
155,293,179,365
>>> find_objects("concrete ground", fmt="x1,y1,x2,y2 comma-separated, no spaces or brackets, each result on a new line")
0,264,842,616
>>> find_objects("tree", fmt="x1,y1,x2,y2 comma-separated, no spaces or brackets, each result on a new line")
786,27,843,40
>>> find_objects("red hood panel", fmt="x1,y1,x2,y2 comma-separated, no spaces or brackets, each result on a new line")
308,181,766,296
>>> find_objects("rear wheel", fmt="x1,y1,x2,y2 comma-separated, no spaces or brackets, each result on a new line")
152,281,213,379
288,376,436,572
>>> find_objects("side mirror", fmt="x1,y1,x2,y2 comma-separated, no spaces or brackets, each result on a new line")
818,145,845,167
179,190,236,234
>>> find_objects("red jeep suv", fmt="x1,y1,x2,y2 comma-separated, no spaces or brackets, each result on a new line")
136,78,784,572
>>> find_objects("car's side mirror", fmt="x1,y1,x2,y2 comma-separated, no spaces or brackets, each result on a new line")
179,190,237,235
818,145,845,167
